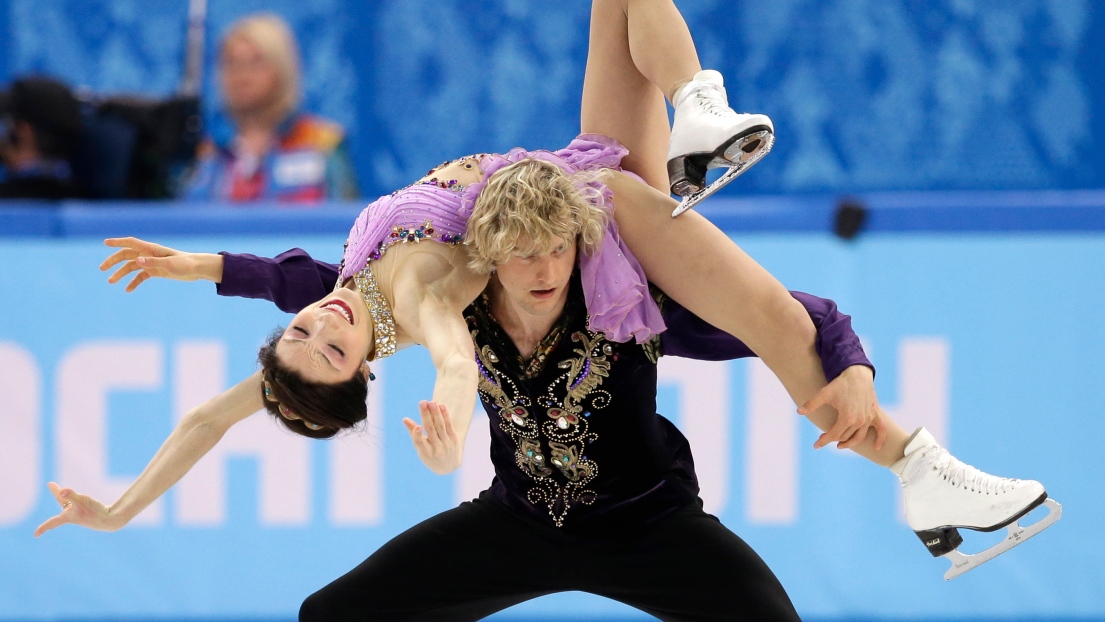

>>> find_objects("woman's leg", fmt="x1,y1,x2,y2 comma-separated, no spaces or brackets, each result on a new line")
605,172,911,466
580,0,907,464
582,0,772,200
580,0,699,191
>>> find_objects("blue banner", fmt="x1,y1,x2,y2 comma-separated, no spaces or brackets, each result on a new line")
1,229,1102,620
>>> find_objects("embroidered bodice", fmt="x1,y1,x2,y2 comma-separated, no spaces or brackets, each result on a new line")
466,276,699,531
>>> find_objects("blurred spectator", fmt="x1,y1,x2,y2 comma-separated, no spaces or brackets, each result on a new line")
0,76,90,200
182,14,359,204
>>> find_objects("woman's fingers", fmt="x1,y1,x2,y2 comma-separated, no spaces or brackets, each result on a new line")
34,512,69,538
100,247,136,271
103,237,162,253
426,402,452,445
107,260,142,284
125,271,152,293
103,236,140,248
403,418,429,452
419,401,441,448
438,404,456,441
36,482,76,537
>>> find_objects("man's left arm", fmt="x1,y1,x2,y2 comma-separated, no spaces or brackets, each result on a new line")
216,249,339,313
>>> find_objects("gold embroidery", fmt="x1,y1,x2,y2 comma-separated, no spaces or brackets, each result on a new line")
642,335,662,364
471,322,614,527
552,331,612,414
518,438,552,477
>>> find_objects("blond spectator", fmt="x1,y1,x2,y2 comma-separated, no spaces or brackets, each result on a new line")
182,13,359,203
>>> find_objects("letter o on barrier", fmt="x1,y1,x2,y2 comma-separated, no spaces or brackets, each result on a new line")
0,343,41,527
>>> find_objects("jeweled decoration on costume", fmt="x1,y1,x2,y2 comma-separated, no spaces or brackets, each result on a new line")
471,318,611,528
353,265,397,360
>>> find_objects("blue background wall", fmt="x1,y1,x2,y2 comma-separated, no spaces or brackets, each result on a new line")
1,196,1103,620
1,0,1102,198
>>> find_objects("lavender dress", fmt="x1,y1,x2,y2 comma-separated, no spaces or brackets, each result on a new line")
338,134,665,344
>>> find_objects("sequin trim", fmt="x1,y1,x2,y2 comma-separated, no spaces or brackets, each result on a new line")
353,265,397,360
471,321,611,527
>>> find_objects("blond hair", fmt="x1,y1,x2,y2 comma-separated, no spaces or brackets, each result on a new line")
220,13,302,121
467,159,610,273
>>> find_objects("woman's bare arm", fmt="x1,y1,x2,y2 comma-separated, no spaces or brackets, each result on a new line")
35,372,264,536
401,298,480,474
386,247,485,475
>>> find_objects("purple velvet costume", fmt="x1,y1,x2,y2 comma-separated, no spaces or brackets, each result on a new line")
337,134,663,343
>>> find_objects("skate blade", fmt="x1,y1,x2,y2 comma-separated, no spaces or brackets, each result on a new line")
671,130,775,218
942,498,1062,580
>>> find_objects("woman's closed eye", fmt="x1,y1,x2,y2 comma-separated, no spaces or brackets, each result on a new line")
330,344,345,357
292,326,309,337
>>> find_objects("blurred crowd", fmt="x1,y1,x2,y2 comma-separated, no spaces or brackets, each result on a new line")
0,13,359,205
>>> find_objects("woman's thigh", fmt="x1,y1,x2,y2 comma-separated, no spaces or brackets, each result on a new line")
580,0,671,191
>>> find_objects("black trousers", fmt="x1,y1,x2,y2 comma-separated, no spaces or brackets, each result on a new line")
300,493,800,622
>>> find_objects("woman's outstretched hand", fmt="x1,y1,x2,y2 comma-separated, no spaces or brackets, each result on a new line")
403,401,463,475
34,482,122,537
100,237,224,292
798,365,889,451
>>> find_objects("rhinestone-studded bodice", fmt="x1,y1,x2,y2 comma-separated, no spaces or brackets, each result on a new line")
338,156,481,283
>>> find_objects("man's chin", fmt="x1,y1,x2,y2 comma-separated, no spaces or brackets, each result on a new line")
520,297,561,316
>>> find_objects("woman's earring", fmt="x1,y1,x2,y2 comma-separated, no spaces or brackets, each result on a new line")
263,381,274,400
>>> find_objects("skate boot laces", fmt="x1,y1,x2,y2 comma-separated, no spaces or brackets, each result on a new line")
927,448,1020,495
689,83,739,119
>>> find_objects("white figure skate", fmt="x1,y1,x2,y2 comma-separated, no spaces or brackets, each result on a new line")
667,70,774,217
891,428,1062,580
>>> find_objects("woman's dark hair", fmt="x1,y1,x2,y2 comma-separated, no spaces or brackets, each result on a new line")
258,328,368,439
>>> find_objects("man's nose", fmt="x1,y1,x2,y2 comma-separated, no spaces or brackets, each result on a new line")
534,257,555,279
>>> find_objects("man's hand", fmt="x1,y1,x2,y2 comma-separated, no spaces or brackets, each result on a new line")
403,401,463,475
798,365,888,451
100,237,224,292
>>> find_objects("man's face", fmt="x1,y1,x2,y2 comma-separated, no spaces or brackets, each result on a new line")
493,237,577,320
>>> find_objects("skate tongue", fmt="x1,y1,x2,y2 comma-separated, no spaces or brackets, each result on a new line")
904,427,938,454
674,70,727,107
693,69,725,86
890,427,938,477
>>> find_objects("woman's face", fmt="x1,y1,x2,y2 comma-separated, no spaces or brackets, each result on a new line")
220,35,281,115
276,288,373,384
